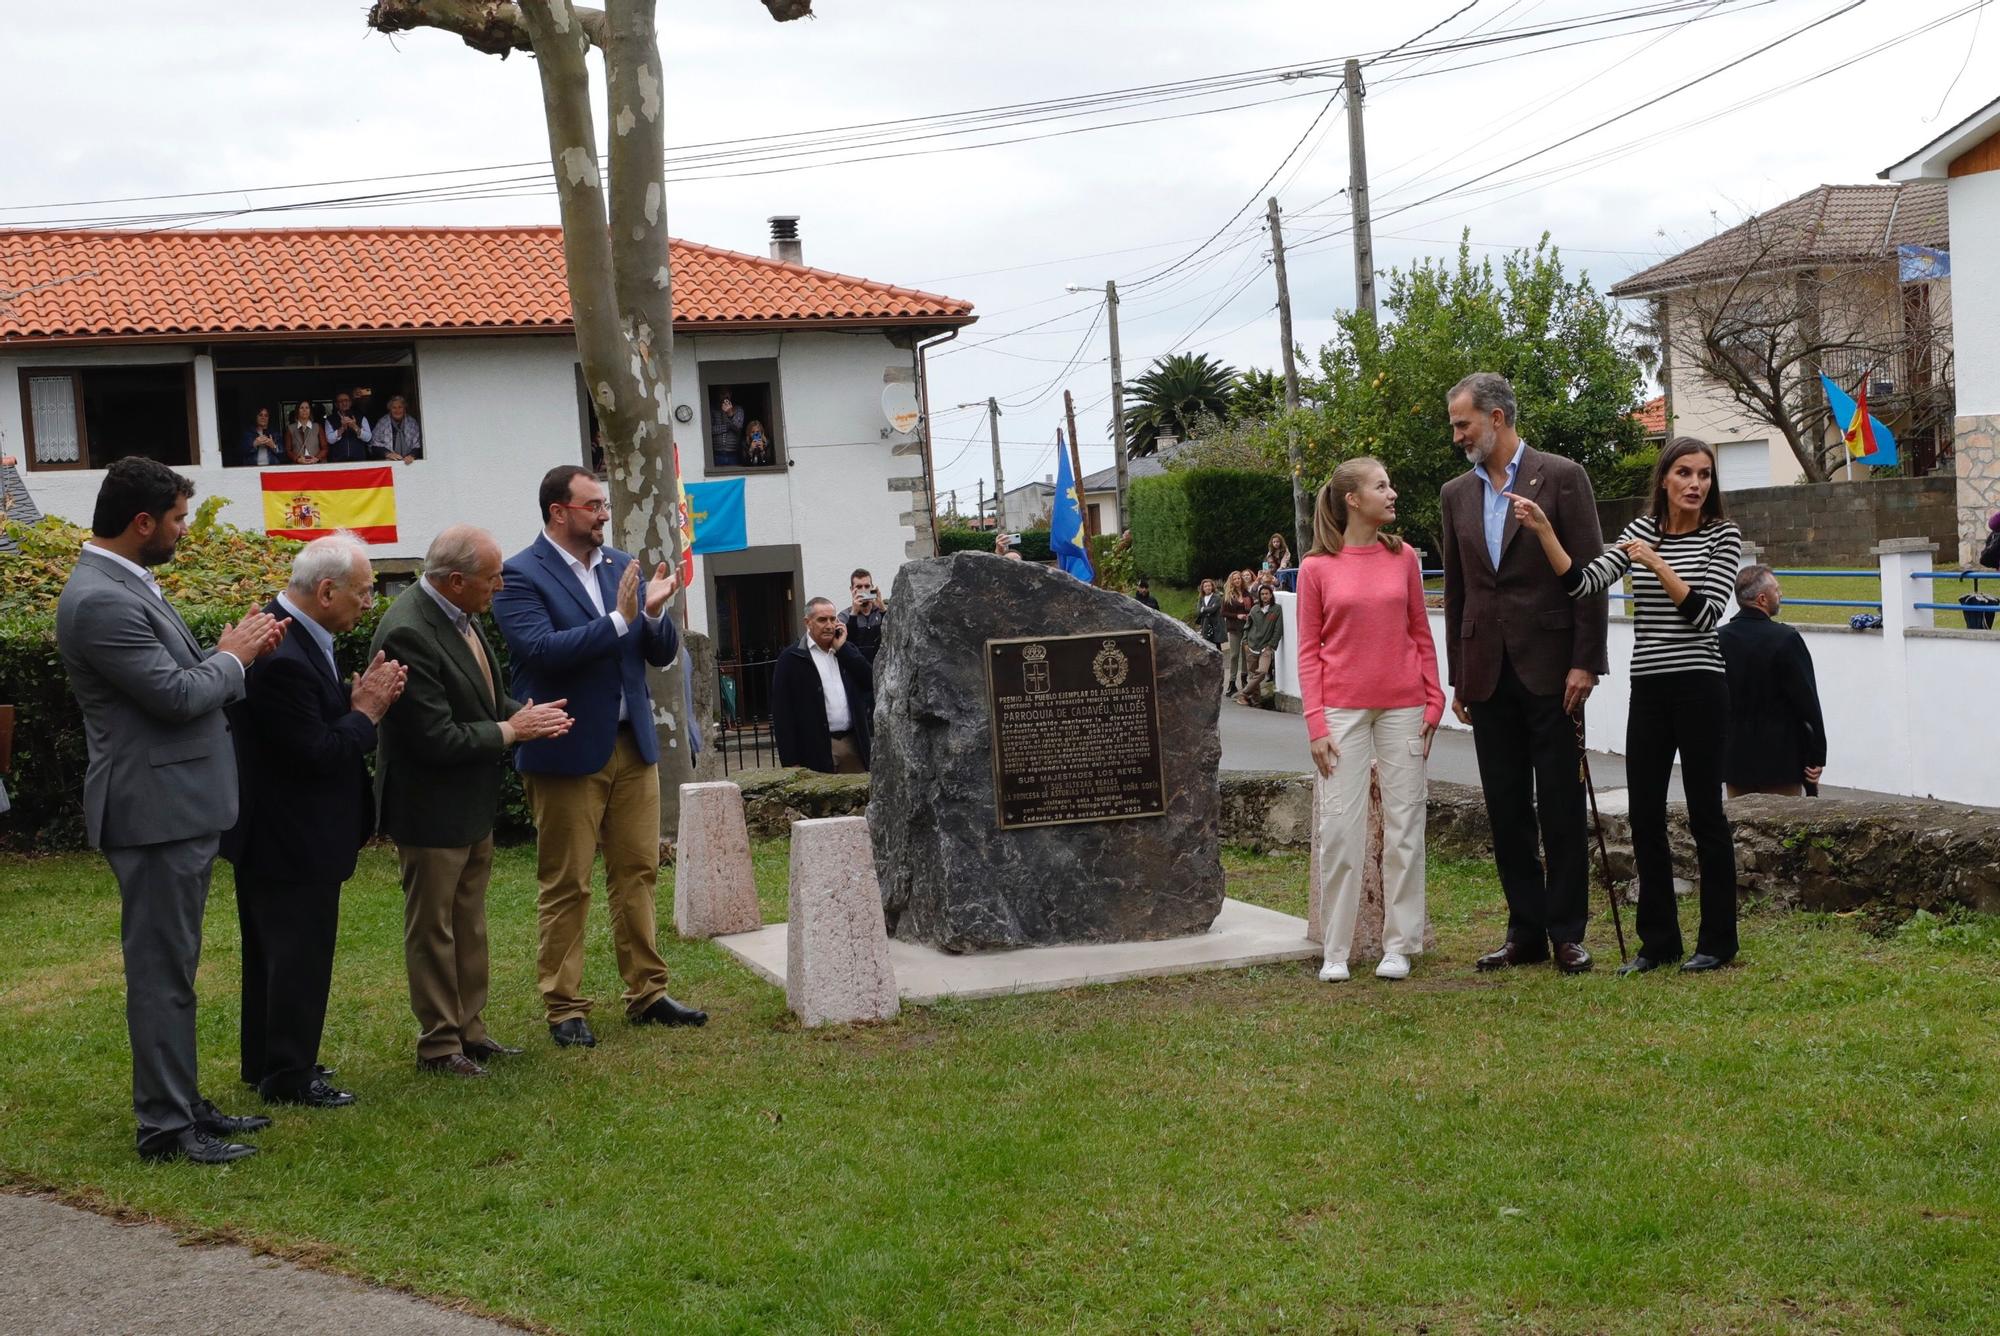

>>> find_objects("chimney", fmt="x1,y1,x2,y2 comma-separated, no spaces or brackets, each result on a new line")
768,215,802,266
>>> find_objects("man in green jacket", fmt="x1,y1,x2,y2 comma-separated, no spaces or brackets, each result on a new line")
370,525,572,1076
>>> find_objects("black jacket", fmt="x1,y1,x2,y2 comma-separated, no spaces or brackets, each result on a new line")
770,639,873,773
1717,607,1826,789
221,599,379,883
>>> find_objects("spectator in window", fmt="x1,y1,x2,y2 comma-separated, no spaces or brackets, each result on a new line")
1194,577,1226,649
1237,582,1283,707
1220,572,1251,696
711,389,746,468
238,408,283,468
590,427,607,477
372,395,422,465
1133,578,1161,610
324,391,372,464
1719,565,1826,798
1266,532,1294,573
839,568,886,664
744,419,772,467
285,401,326,465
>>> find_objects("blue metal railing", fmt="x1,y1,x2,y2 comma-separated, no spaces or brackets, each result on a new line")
1911,568,2000,616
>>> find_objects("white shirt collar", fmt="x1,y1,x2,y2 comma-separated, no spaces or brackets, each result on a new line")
541,531,606,578
419,574,472,632
82,543,163,598
276,590,338,673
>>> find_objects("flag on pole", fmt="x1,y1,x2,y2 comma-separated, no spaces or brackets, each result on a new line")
686,479,748,553
1818,373,1899,470
1049,430,1094,583
673,444,696,586
261,466,397,541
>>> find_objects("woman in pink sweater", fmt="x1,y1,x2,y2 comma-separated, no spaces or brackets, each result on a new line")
1298,457,1444,982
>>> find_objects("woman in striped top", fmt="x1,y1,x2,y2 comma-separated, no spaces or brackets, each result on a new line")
1507,437,1743,975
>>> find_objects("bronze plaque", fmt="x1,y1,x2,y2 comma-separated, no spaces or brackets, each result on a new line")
986,631,1166,829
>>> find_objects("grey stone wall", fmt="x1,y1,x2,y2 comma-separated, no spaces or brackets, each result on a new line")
1598,476,1959,568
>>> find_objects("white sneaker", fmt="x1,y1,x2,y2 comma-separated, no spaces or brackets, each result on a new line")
1375,953,1411,980
1318,962,1349,982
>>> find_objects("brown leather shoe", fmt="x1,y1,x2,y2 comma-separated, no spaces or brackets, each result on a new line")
462,1038,523,1060
1552,941,1593,974
1475,941,1548,971
417,1053,487,1077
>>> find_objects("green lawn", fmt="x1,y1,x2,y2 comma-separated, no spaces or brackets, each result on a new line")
3,843,1998,1333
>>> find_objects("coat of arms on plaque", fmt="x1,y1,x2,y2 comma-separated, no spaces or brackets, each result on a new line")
1092,640,1129,688
1021,642,1050,694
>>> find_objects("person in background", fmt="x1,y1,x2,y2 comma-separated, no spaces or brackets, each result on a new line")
285,400,326,465
324,391,372,464
1299,457,1442,982
1133,578,1161,610
1220,571,1251,696
1719,565,1826,798
771,598,874,774
1236,582,1283,707
1194,577,1226,650
1510,435,1743,975
372,395,422,465
1266,532,1294,574
239,408,283,468
744,419,772,466
711,389,746,468
839,569,887,664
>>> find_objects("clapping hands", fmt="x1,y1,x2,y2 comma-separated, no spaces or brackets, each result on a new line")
217,608,288,664
350,651,408,723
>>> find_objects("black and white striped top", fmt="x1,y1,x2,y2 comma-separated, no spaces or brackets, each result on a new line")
1562,516,1742,677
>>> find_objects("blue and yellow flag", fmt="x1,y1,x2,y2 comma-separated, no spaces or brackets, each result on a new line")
1818,373,1898,470
1050,432,1094,583
686,478,748,555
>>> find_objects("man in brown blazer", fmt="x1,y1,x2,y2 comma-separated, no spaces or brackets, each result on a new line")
1439,372,1610,974
370,525,572,1076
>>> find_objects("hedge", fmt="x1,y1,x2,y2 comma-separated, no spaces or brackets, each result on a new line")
936,526,1054,561
1129,468,1294,586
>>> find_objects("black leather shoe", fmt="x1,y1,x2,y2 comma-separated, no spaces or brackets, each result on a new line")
1552,942,1593,974
1681,953,1731,973
1616,954,1679,975
264,1078,356,1109
194,1099,271,1136
463,1038,524,1061
140,1127,258,1165
242,1063,334,1090
1475,941,1548,971
632,996,708,1028
550,1018,598,1048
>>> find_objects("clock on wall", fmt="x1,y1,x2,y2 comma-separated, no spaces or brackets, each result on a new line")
673,403,694,423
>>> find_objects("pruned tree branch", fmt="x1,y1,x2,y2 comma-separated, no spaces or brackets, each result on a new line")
367,0,608,54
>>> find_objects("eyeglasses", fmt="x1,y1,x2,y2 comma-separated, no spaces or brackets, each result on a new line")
557,500,612,516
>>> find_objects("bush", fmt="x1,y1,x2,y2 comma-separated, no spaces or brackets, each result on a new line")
1090,532,1134,592
1594,444,1660,500
1130,469,1294,586
935,526,1053,561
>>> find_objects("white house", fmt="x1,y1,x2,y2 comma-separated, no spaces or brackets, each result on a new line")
0,222,975,662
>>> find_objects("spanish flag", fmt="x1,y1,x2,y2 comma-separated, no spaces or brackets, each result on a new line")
261,466,398,543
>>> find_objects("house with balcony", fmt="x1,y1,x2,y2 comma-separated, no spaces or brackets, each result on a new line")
0,221,975,665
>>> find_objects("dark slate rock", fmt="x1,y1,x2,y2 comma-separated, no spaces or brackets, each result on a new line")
869,553,1224,951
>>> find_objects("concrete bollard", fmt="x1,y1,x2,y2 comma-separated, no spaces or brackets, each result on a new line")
786,816,899,1027
674,782,763,939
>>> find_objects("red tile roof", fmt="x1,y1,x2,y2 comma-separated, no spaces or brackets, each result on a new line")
0,227,975,344
1635,395,1666,436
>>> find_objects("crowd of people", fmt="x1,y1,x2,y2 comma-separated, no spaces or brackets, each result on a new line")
229,389,423,468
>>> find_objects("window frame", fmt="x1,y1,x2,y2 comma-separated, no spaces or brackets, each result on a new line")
19,363,198,472
696,358,785,477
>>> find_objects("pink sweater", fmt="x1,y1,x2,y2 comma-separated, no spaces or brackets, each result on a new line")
1297,542,1445,740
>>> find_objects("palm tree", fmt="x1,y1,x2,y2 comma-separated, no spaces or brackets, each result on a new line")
1230,367,1287,422
1117,353,1239,455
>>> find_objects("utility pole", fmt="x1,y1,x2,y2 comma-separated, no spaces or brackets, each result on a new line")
977,478,986,530
1267,197,1312,557
1106,281,1130,529
1344,59,1377,319
987,396,1006,533
1063,389,1092,538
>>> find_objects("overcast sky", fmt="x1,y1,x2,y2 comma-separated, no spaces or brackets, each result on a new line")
3,0,1990,507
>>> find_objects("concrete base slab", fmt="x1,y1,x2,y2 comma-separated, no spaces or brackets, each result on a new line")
715,898,1317,1004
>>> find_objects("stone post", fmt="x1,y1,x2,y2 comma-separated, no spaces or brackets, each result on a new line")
673,782,763,939
1874,537,1936,637
786,817,899,1027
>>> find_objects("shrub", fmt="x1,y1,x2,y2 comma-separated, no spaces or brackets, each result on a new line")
1129,476,1194,585
1130,469,1294,586
935,526,1053,562
1090,532,1134,592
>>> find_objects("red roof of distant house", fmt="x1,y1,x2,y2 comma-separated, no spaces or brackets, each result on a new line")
1635,395,1667,436
0,227,976,345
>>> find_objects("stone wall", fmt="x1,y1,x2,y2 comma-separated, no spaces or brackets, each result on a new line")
1597,476,1959,567
1955,413,2000,565
729,767,2000,921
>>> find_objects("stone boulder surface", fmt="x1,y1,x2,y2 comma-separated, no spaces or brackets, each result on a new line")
870,553,1225,952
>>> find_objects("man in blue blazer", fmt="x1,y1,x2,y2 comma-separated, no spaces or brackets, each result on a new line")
493,465,708,1049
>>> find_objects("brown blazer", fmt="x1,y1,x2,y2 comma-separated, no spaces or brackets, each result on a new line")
1439,444,1610,702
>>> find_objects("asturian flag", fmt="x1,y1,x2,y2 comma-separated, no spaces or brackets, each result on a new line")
1049,431,1094,583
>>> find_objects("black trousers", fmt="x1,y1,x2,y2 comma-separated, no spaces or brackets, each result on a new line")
1467,658,1590,950
1626,671,1737,961
236,872,343,1096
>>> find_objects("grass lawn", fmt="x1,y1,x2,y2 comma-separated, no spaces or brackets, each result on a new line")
3,842,1999,1333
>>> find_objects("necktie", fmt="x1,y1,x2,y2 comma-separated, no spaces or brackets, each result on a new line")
459,620,495,704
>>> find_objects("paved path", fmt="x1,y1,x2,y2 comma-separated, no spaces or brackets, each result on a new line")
0,1192,517,1335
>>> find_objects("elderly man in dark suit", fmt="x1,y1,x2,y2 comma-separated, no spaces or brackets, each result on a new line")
55,457,287,1163
223,533,406,1108
771,597,874,774
1439,372,1610,974
1719,565,1827,798
370,525,572,1077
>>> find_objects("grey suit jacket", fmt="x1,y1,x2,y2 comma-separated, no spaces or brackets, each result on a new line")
54,550,246,849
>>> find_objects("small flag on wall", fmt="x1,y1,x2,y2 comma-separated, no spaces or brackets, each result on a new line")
261,466,397,542
687,478,748,554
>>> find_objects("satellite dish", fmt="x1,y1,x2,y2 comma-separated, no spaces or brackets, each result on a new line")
882,383,921,435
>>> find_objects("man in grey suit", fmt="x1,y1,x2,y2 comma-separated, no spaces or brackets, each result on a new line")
56,457,287,1164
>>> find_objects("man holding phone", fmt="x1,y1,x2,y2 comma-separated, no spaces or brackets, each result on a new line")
838,567,887,664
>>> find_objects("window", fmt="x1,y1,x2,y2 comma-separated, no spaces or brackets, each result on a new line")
212,342,419,468
697,359,783,473
21,365,194,471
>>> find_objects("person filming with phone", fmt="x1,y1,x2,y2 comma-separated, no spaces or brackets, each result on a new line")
838,568,887,665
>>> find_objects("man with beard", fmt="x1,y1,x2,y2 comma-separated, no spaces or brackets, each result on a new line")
1438,372,1609,974
492,465,707,1051
55,457,288,1162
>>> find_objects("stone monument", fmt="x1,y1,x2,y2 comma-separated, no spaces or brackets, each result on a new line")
870,553,1225,952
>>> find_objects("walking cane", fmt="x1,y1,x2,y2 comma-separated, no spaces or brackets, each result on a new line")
1573,706,1629,963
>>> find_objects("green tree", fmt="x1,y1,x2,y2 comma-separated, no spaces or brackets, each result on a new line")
1301,234,1646,552
1119,352,1239,455
1229,366,1287,422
